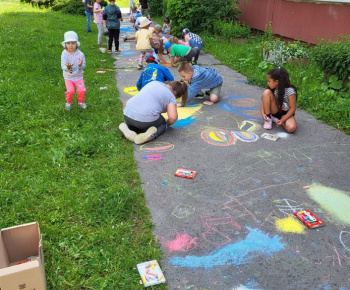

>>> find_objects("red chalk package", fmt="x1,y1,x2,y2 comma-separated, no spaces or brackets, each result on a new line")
174,168,197,179
294,209,325,229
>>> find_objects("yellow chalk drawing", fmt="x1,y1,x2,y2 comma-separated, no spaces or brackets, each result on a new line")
123,86,138,96
272,199,281,204
162,103,203,121
306,183,350,226
275,216,305,234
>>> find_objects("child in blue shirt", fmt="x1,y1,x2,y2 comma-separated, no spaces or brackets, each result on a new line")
177,61,222,107
136,56,174,90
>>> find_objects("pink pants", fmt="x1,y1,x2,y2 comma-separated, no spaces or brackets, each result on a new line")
64,79,86,104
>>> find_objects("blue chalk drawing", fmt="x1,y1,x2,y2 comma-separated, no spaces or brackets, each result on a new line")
218,95,263,121
172,116,197,128
120,51,137,56
169,227,284,268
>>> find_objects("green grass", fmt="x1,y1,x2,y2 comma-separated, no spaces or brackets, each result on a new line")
0,1,165,288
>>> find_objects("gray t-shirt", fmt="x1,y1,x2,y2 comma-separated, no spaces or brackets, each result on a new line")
123,81,176,122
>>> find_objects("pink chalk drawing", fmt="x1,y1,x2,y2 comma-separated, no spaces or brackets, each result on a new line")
160,232,198,252
141,154,164,161
201,215,241,246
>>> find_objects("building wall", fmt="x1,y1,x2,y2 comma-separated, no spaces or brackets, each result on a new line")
237,0,350,44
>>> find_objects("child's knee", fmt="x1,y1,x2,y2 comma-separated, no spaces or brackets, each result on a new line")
210,94,219,103
262,89,272,99
285,123,297,133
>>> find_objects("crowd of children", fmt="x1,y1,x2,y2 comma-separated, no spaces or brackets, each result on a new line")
61,3,298,142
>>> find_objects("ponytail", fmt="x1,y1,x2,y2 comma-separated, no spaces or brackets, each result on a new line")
166,80,188,105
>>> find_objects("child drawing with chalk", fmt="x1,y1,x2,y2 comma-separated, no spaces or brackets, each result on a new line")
260,67,297,133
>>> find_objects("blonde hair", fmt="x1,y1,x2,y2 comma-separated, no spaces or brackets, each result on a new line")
178,61,193,74
168,36,179,44
166,80,188,105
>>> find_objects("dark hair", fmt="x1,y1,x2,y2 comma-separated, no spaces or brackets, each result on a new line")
158,38,164,54
163,17,170,24
267,67,297,110
166,80,188,105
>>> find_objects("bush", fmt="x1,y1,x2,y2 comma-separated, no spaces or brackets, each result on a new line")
213,20,251,39
166,0,241,37
148,0,165,17
52,0,85,15
312,36,350,81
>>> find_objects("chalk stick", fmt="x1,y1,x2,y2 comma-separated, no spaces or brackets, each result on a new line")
151,264,155,270
158,274,164,281
303,186,310,189
141,275,147,285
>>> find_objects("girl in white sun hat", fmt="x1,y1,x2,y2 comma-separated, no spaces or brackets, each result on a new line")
61,31,87,110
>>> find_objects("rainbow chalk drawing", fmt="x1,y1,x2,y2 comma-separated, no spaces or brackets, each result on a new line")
231,131,259,143
218,95,263,121
160,232,198,252
275,216,306,234
123,86,138,96
201,129,236,146
140,142,175,152
169,227,284,268
141,154,164,161
306,183,350,225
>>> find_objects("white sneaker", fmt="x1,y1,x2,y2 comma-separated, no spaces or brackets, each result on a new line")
65,103,72,110
119,123,137,142
78,103,87,109
134,127,157,145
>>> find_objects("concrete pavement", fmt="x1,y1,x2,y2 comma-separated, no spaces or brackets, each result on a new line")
114,12,350,290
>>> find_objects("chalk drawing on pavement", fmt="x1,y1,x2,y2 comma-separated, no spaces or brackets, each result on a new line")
275,216,306,234
238,120,261,132
201,129,236,146
306,183,350,226
140,142,174,152
123,86,138,96
160,232,198,252
202,215,242,246
340,231,350,252
231,131,259,142
169,227,284,268
276,199,304,215
218,95,263,121
141,154,164,161
172,204,196,219
162,103,203,128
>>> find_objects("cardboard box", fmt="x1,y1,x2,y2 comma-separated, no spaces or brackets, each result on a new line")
0,222,46,290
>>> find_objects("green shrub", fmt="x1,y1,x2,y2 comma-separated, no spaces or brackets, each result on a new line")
214,20,251,39
52,0,85,15
149,0,165,17
166,0,241,36
312,36,350,81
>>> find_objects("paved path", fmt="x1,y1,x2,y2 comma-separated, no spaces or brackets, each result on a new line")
114,11,350,290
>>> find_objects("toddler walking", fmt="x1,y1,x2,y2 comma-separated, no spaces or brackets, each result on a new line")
135,17,155,69
260,67,297,133
61,31,87,110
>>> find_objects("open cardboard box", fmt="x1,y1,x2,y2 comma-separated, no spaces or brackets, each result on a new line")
0,222,46,290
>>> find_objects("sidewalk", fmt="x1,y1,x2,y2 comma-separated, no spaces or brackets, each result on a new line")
114,12,350,290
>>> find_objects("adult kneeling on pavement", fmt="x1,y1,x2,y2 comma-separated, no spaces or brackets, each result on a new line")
119,81,188,144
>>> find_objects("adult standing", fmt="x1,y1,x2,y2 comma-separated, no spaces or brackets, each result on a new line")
138,0,150,20
119,81,188,144
84,0,93,33
105,0,123,53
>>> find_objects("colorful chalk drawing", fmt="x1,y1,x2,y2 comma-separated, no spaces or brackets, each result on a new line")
275,216,306,234
141,154,164,161
231,131,259,142
218,95,263,121
275,199,304,215
169,227,284,268
172,204,195,219
238,120,262,132
202,215,241,246
140,142,174,152
306,183,350,225
162,103,203,128
160,232,198,252
340,231,350,252
201,129,236,146
123,86,138,96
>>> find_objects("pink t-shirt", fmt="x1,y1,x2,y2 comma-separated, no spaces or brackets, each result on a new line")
93,3,102,24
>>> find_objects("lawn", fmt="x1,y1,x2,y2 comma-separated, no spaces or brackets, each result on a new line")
0,1,164,288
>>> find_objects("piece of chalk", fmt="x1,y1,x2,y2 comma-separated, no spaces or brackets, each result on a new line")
158,274,163,281
141,275,147,285
303,186,310,189
145,268,150,274
151,264,155,270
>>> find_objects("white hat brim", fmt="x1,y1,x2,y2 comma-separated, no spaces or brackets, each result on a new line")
61,39,81,48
